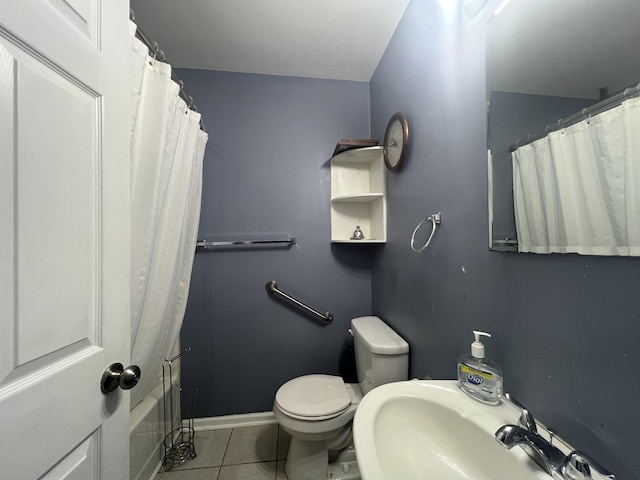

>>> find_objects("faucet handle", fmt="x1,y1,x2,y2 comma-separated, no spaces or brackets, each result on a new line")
562,450,616,480
504,392,538,434
518,408,538,434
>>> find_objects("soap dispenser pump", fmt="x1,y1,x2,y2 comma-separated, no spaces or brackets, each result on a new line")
457,330,503,405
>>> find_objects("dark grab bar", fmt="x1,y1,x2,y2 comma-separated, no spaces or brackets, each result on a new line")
265,280,333,325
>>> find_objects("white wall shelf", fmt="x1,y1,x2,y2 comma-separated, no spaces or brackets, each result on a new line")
331,193,384,203
330,146,387,243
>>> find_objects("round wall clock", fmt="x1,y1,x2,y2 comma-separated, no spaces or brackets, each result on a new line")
383,112,409,171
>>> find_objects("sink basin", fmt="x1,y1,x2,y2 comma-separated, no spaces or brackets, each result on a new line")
353,380,552,480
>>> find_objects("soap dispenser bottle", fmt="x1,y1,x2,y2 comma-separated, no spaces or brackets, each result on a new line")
457,331,503,405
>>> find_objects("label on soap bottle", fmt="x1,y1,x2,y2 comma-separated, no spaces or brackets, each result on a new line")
460,364,493,385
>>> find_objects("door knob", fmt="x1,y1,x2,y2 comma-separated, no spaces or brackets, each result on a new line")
101,362,141,394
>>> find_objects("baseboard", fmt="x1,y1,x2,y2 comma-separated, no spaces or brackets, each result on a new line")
189,412,277,431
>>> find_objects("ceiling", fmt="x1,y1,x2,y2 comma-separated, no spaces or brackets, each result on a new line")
129,0,411,82
130,0,640,97
487,0,640,99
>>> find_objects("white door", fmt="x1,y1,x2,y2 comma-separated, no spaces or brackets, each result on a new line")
0,1,131,479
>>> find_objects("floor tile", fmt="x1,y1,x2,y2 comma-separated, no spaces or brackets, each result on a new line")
276,428,290,461
223,425,278,465
172,429,232,470
158,466,220,479
275,460,289,480
218,461,277,480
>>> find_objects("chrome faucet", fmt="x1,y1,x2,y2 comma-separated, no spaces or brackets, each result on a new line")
496,424,566,476
495,393,616,480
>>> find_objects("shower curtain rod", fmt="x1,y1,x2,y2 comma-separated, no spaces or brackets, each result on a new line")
509,82,640,152
130,9,205,131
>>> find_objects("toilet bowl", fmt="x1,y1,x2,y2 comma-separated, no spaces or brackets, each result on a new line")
274,375,363,480
273,316,409,480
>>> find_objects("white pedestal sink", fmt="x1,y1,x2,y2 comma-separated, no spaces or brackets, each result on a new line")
353,380,559,480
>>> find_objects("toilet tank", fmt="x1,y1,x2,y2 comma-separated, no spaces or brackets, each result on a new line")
351,316,409,395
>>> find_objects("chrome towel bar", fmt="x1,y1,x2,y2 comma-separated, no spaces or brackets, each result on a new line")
265,280,333,325
196,238,296,249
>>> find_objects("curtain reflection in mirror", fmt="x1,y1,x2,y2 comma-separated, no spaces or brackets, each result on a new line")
512,96,640,255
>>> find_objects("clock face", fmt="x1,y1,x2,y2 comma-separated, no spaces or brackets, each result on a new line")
383,112,408,171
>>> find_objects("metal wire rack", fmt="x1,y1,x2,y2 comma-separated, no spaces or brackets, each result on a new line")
161,348,198,471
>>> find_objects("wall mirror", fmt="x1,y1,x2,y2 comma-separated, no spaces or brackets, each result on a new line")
486,0,640,255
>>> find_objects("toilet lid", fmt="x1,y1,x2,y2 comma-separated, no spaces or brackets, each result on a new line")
275,374,351,418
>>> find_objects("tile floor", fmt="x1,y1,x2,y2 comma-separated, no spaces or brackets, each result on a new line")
156,424,291,480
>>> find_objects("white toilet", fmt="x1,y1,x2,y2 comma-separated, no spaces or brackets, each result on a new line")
273,315,409,480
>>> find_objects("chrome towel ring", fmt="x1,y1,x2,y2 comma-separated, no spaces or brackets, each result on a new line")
411,212,442,253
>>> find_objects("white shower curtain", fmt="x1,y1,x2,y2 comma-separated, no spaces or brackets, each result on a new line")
129,24,208,408
512,96,640,256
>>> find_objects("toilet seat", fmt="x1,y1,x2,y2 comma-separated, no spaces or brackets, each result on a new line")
275,374,351,420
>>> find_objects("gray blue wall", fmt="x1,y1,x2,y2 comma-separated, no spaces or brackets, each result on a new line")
370,1,639,478
176,70,373,417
